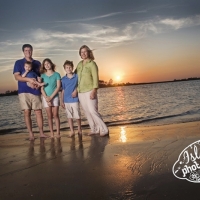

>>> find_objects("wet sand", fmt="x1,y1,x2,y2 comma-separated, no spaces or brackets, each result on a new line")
0,121,200,200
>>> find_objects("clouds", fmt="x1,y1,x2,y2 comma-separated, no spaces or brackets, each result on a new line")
159,15,200,29
1,13,200,53
28,14,200,47
0,9,200,75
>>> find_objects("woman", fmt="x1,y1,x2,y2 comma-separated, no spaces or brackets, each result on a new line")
76,45,108,136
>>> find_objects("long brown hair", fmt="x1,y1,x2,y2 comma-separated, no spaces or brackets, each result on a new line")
79,45,95,60
40,58,56,74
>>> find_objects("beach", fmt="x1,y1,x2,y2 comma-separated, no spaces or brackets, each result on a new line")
0,121,200,199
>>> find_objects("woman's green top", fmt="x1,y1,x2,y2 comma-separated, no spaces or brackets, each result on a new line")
76,59,99,93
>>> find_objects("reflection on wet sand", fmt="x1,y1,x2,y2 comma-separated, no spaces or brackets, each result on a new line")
88,135,109,159
1,122,200,199
50,138,63,157
119,126,127,143
28,140,34,157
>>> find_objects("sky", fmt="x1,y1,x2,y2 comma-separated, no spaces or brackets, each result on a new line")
0,0,200,93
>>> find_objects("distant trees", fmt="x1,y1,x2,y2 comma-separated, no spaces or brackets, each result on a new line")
99,79,114,87
0,90,18,97
108,79,113,85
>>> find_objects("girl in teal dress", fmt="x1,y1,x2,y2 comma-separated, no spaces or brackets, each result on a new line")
40,58,61,138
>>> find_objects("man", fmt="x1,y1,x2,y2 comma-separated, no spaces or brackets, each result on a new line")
13,44,48,140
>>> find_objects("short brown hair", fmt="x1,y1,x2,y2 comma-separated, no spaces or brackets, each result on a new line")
63,60,74,69
79,45,95,60
24,61,32,68
22,44,33,51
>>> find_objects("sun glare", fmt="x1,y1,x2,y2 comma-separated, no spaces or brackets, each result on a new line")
116,75,121,81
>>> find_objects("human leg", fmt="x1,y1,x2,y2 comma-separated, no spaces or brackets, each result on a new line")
52,106,60,138
45,107,54,137
71,102,82,134
24,109,34,140
34,109,49,138
68,118,75,137
31,94,48,137
78,92,96,134
76,119,82,134
87,92,109,136
18,94,34,140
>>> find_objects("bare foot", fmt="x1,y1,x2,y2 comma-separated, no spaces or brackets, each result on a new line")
78,130,82,135
87,132,99,136
50,132,54,138
68,132,75,138
28,137,35,141
55,134,61,138
40,134,50,138
100,132,109,137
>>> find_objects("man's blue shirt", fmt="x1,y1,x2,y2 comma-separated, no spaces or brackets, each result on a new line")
61,73,79,103
13,58,41,95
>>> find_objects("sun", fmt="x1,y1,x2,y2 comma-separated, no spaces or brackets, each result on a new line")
116,75,121,81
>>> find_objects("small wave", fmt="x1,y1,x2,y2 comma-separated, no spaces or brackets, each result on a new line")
106,112,200,126
0,128,27,135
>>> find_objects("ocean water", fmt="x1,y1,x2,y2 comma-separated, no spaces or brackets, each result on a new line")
0,80,200,134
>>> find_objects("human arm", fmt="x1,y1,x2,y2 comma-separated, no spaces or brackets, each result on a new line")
90,62,99,99
21,71,28,78
49,80,61,101
14,72,36,84
37,77,42,83
41,86,47,99
61,89,65,109
71,88,78,98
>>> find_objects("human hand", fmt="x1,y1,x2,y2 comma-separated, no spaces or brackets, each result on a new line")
45,96,52,102
90,90,97,100
61,103,65,109
71,90,77,98
37,77,42,83
47,101,52,107
27,82,37,89
28,78,36,85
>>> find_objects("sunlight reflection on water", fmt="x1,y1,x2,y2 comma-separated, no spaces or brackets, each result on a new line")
1,80,200,132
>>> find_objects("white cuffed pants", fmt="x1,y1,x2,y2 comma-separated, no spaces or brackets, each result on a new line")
78,90,108,135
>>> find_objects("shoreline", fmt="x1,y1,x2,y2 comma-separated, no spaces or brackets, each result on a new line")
0,118,199,136
1,121,200,199
1,78,200,97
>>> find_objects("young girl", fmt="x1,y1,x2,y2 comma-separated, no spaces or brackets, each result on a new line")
40,58,61,138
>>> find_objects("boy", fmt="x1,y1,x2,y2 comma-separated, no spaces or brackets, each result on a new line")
22,61,45,89
61,60,82,137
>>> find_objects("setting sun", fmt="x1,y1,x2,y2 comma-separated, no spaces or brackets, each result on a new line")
116,75,121,81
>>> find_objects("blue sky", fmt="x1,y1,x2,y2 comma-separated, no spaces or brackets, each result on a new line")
0,0,200,92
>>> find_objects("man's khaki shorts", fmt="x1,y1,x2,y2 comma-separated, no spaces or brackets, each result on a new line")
18,93,42,110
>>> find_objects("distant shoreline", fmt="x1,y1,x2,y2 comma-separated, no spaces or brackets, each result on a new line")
1,78,200,97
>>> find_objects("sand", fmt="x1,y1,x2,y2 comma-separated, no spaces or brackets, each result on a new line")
0,121,200,200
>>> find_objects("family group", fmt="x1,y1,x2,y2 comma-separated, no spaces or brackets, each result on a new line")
13,44,109,141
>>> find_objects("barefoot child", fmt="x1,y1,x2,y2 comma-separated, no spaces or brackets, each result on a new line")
61,60,82,137
40,58,61,138
22,61,45,89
